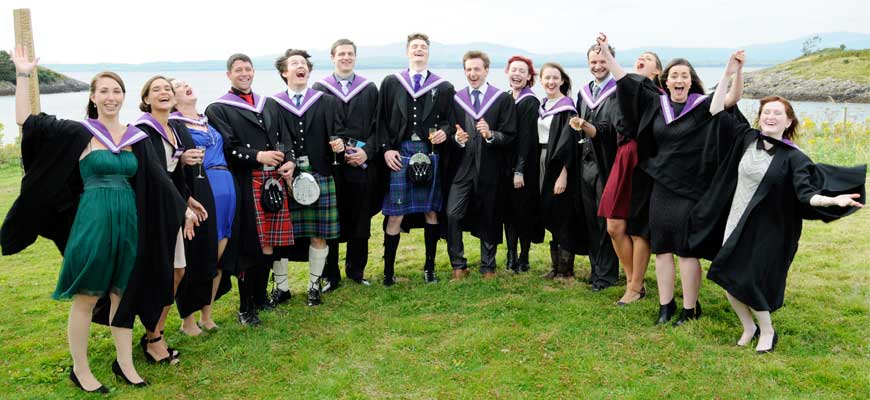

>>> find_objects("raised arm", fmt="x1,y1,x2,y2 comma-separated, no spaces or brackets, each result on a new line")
596,33,626,80
12,45,39,125
710,50,745,115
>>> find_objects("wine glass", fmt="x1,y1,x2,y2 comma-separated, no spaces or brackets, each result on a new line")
428,127,438,156
195,145,206,178
329,135,341,165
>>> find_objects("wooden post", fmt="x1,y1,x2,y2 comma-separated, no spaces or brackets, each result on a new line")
13,9,40,142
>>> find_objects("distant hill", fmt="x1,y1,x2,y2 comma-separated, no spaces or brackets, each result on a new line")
743,48,870,103
0,50,89,96
42,31,870,72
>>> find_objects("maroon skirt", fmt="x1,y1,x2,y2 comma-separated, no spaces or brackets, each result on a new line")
598,140,638,219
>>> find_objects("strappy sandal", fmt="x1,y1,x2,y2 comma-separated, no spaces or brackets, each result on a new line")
141,334,179,364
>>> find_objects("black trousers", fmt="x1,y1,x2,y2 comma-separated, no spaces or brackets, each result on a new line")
580,157,619,286
446,177,497,272
324,238,370,282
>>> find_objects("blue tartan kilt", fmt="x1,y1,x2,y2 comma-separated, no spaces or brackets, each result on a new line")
381,140,442,216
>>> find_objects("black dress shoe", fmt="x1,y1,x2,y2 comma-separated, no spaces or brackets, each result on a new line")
270,288,292,305
69,368,109,393
590,282,612,292
757,331,779,354
112,360,148,387
673,301,703,327
350,277,371,286
423,269,439,283
383,275,396,286
307,287,322,306
518,260,530,272
237,310,261,326
321,279,340,293
655,299,677,325
257,298,277,312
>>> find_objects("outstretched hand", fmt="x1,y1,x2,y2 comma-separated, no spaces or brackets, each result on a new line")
725,50,746,75
596,33,612,57
11,44,38,74
831,193,864,208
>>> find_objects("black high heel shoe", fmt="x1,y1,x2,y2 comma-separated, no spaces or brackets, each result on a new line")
655,299,677,325
737,324,760,347
112,360,148,387
140,334,177,364
757,331,779,354
160,330,180,359
69,368,109,393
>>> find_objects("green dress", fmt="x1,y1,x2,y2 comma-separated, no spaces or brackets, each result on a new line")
52,150,139,299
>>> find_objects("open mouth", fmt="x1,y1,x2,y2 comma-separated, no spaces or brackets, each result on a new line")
672,86,686,96
636,61,645,70
510,76,523,85
295,70,306,79
158,95,171,104
186,89,193,96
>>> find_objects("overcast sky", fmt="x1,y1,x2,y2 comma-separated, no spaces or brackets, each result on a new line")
2,0,868,64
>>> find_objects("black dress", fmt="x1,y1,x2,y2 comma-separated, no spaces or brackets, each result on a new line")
688,113,866,312
617,73,730,256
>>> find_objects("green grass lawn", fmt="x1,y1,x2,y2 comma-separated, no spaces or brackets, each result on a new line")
756,48,870,84
0,160,867,399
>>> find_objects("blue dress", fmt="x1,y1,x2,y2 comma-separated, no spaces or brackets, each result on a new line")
189,124,236,240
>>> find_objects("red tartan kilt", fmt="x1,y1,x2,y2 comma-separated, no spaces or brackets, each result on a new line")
251,169,294,247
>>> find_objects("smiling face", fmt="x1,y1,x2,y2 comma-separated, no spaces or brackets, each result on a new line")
145,78,175,113
227,59,254,92
665,65,692,103
540,66,564,97
587,50,610,82
171,79,196,108
407,39,430,67
464,58,488,89
758,101,793,137
90,77,124,118
635,52,661,81
282,55,310,88
507,60,531,90
332,44,356,76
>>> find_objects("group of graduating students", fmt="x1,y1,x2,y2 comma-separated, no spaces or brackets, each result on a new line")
0,30,865,393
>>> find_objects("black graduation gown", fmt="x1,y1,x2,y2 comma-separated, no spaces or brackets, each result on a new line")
313,78,381,240
688,113,866,312
506,93,544,243
0,114,185,330
376,71,455,232
540,110,589,255
576,82,621,184
204,94,292,270
444,86,517,243
616,73,727,201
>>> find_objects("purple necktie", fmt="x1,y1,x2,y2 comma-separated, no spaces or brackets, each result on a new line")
413,73,422,92
472,89,481,112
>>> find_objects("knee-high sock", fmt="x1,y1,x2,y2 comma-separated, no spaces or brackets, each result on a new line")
383,233,400,277
424,223,439,270
272,258,289,292
237,272,252,312
309,246,329,291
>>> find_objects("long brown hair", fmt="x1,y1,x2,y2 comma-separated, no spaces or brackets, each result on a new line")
86,71,126,119
539,62,572,96
755,95,799,141
139,75,175,113
661,58,704,96
641,51,664,90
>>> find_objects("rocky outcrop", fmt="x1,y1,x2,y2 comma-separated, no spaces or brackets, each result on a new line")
0,78,88,96
743,70,870,103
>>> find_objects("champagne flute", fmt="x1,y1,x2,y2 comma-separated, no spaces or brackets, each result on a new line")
196,145,206,178
329,135,341,165
428,127,438,156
